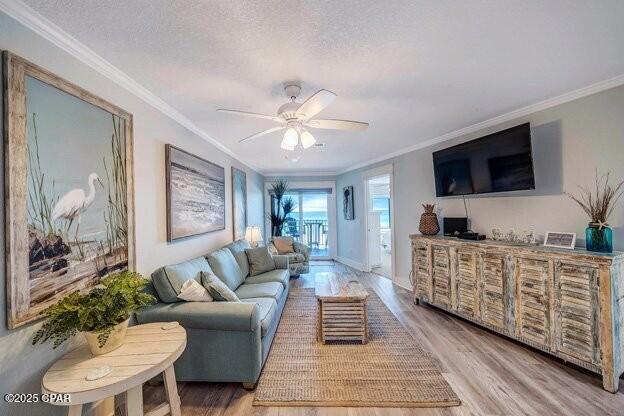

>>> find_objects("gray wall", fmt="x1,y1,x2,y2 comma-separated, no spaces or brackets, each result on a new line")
0,12,264,416
337,84,624,289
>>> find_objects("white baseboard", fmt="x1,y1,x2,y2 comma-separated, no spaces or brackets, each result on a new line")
334,256,367,272
392,279,414,292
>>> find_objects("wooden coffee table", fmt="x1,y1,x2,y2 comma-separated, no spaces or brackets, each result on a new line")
315,272,369,344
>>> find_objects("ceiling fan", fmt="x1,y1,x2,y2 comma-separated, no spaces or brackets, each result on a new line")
217,82,368,151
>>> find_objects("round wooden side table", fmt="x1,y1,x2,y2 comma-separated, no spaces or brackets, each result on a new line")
42,322,186,416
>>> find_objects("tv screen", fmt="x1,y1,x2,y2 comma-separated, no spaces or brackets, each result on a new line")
433,123,535,197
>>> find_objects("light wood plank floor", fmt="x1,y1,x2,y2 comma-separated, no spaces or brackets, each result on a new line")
135,261,624,415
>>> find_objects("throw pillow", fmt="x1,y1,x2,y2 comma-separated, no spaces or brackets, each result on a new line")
273,236,295,254
177,279,213,302
245,246,276,276
200,271,240,302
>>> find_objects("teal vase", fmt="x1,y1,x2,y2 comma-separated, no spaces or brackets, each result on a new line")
585,224,613,253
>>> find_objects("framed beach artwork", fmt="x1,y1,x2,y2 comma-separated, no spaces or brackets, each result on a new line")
165,145,225,241
231,167,247,241
343,186,355,220
3,52,135,329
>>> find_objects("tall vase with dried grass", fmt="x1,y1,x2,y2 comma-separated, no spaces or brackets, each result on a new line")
566,172,624,253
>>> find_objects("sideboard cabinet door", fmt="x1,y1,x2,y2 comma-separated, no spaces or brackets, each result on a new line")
455,249,480,318
432,245,452,309
515,257,552,349
479,251,507,330
412,242,431,302
553,262,601,366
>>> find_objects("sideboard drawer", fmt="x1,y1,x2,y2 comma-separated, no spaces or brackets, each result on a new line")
455,249,479,318
515,257,552,349
480,251,507,330
412,242,431,301
432,245,451,308
554,262,600,366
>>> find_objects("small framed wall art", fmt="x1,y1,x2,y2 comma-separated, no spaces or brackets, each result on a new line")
543,232,577,250
343,186,354,220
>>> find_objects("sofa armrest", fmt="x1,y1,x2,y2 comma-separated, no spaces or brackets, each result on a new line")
273,254,289,270
135,301,260,332
293,242,311,261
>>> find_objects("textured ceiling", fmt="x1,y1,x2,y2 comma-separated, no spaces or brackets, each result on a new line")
22,0,624,174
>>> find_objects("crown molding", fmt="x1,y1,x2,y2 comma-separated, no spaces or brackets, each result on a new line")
0,0,260,172
336,72,624,176
262,171,338,178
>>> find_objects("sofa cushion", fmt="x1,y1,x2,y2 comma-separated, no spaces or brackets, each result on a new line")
225,239,252,278
286,252,306,263
245,269,289,289
245,246,276,276
272,236,295,254
240,297,277,336
151,257,214,303
206,248,245,291
235,281,284,302
201,271,240,302
177,279,213,302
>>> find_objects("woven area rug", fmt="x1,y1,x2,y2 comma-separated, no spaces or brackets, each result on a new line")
253,288,461,408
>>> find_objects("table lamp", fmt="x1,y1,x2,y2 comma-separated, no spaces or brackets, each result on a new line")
245,225,262,248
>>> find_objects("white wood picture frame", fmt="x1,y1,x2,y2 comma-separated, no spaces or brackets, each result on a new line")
543,232,577,250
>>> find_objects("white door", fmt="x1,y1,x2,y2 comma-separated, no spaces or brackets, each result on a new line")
368,211,381,267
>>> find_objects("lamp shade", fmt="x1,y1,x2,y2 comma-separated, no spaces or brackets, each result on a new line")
300,130,316,149
281,128,298,151
245,225,262,245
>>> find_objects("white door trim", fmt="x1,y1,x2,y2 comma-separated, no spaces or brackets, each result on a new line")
362,164,396,282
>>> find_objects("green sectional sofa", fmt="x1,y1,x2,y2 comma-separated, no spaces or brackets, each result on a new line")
135,240,290,389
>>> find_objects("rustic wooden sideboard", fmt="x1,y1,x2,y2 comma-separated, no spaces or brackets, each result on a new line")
410,234,624,392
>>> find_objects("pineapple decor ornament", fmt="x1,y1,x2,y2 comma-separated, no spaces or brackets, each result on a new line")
419,204,440,235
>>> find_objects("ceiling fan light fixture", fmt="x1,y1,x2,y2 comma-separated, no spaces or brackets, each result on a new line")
282,127,298,151
280,139,295,151
300,130,316,149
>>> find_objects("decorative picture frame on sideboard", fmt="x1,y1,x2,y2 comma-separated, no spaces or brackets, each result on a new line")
543,231,577,250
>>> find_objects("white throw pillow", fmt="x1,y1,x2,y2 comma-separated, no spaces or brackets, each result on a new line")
177,279,213,302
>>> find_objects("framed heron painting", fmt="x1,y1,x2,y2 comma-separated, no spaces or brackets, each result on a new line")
3,52,135,328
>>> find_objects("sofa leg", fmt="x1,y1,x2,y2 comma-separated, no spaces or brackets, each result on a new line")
242,382,257,390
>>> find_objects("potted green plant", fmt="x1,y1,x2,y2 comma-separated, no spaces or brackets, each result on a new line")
267,179,297,236
567,172,624,253
32,271,155,355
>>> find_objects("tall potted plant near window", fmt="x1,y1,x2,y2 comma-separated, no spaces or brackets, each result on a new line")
567,172,623,253
268,179,296,236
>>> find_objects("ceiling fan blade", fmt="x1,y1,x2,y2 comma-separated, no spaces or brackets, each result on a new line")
306,119,369,131
217,109,285,123
238,126,285,143
295,89,337,119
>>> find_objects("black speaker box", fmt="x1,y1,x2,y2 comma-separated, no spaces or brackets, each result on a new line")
443,217,468,237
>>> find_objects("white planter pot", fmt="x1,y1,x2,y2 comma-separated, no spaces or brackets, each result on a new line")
83,319,129,355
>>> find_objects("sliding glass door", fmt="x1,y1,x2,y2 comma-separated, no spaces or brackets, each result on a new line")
301,193,329,258
277,189,332,259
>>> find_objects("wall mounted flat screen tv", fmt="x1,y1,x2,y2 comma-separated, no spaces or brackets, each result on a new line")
433,123,535,197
